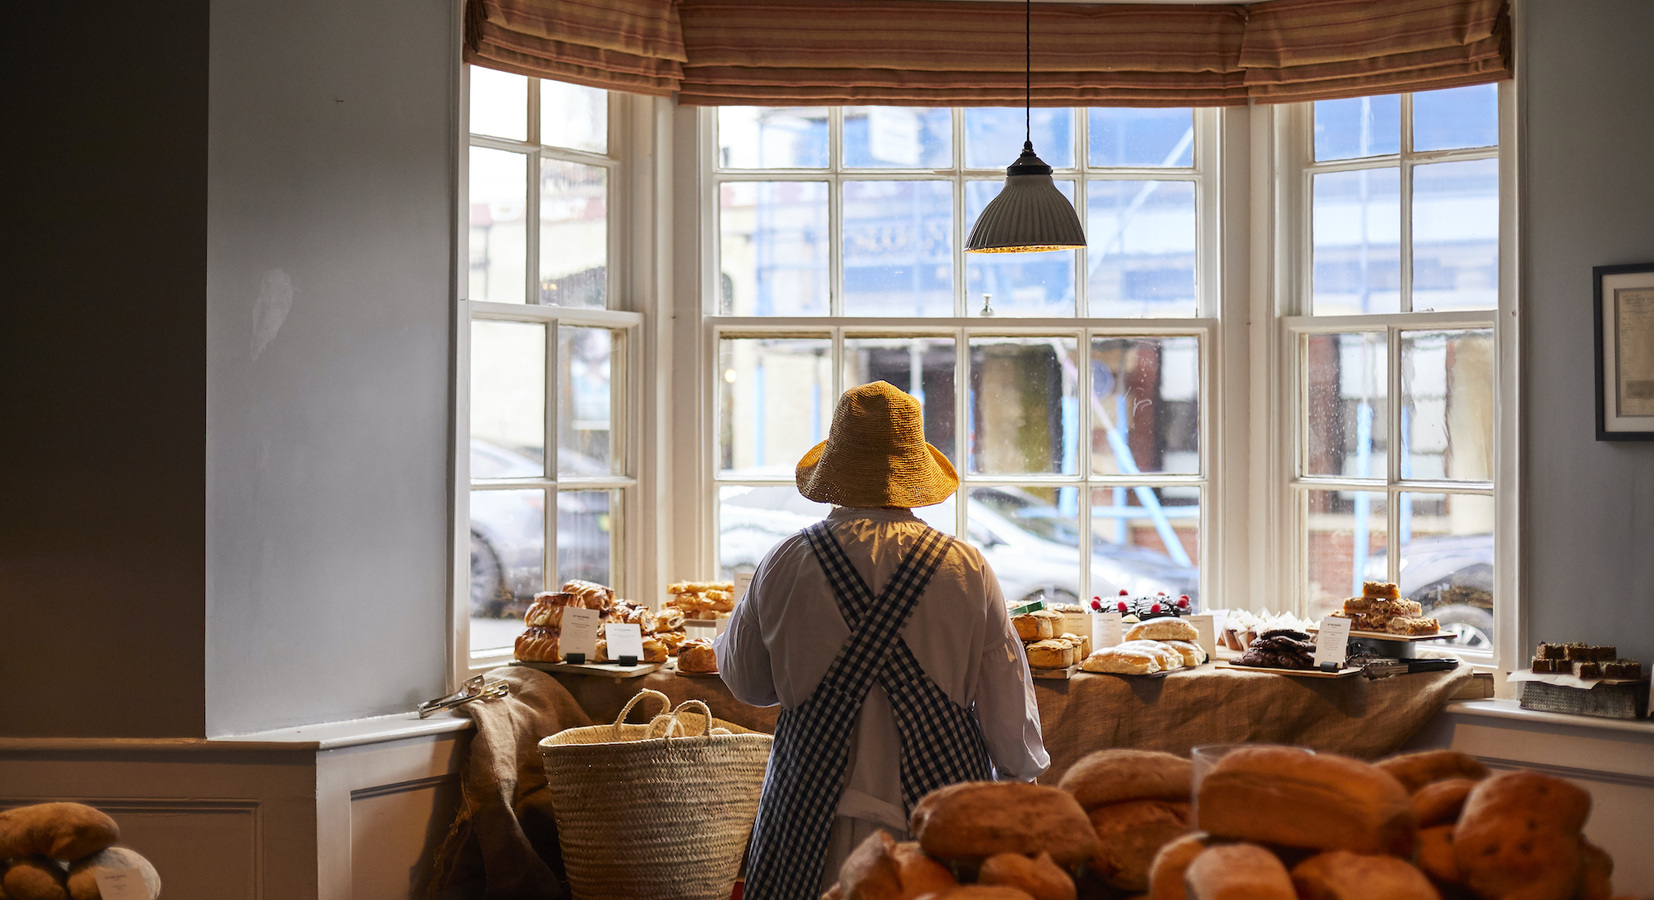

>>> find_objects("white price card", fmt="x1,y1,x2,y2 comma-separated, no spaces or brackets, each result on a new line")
606,622,644,663
94,868,149,900
1188,614,1217,659
1313,616,1352,668
561,607,601,661
733,571,754,605
1092,612,1124,649
1059,611,1090,640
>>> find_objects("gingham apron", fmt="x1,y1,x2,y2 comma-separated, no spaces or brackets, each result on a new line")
741,522,993,900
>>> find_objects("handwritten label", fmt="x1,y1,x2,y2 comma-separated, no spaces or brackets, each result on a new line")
1092,612,1124,649
733,571,754,605
606,622,644,663
94,869,149,900
1313,616,1352,668
1060,612,1090,640
1188,614,1217,660
562,608,601,661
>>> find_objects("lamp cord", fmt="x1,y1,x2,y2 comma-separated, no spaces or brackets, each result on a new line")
1025,0,1031,145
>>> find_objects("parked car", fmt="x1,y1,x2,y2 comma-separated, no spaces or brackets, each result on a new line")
1363,533,1494,648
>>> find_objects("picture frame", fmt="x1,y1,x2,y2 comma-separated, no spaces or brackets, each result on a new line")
1594,262,1654,440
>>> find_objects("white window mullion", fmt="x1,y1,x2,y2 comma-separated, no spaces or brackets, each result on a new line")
1399,93,1415,314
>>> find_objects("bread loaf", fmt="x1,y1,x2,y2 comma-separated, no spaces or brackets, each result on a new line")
1080,645,1161,675
911,782,1097,871
1375,750,1488,794
1410,777,1475,827
1160,640,1207,667
1413,825,1459,887
66,847,161,900
0,803,119,862
1058,749,1192,811
1182,844,1295,900
1087,800,1192,891
909,888,1035,900
1196,747,1415,856
838,831,957,900
1289,851,1439,900
1148,832,1212,900
1126,618,1200,643
1454,770,1590,900
1025,640,1075,669
977,852,1075,900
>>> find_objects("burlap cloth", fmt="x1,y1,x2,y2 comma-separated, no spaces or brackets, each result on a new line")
546,664,1471,784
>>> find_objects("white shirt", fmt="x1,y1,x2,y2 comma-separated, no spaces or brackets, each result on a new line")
715,506,1050,835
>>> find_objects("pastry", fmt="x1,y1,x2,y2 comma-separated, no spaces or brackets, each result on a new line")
1182,844,1295,900
1087,799,1192,891
1025,640,1075,669
1385,616,1439,636
1289,850,1439,900
1361,581,1400,599
910,782,1097,871
677,639,719,674
977,852,1074,900
1603,658,1642,679
1058,749,1192,811
1126,617,1200,643
562,579,614,610
1013,614,1054,642
1375,749,1488,793
1160,640,1207,667
1454,770,1591,900
653,607,687,632
524,592,576,627
640,636,668,664
514,626,561,663
1081,646,1161,675
1197,747,1415,856
1411,777,1476,827
837,831,957,900
657,631,689,655
1147,832,1211,900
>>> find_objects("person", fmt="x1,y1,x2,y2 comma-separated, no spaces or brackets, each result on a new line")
715,380,1049,899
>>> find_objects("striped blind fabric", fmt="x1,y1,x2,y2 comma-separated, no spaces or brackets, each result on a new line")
464,0,1509,106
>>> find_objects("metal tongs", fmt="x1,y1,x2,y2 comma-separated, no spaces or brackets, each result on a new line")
418,674,509,718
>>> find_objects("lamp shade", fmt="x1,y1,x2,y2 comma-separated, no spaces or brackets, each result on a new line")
965,142,1086,254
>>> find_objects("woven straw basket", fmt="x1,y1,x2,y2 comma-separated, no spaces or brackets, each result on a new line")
539,690,774,900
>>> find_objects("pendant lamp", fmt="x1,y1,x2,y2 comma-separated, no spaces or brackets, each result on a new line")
964,0,1086,254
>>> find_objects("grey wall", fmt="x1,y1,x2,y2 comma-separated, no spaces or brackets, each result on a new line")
204,0,457,735
1520,0,1654,665
2,5,211,737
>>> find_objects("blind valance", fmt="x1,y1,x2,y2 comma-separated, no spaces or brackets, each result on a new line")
464,0,1509,106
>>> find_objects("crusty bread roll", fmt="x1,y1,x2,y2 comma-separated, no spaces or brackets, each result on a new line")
514,626,561,663
1081,645,1161,675
1087,800,1192,891
1059,749,1193,811
1578,840,1613,900
0,803,120,862
1197,747,1415,856
1013,615,1054,641
1025,640,1075,669
1413,825,1458,887
67,847,161,900
1375,750,1489,794
838,831,957,900
678,639,718,674
1160,639,1207,667
1454,770,1589,900
911,782,1097,871
5,856,70,900
1148,832,1212,900
1182,844,1295,900
1126,617,1200,643
977,852,1074,900
1289,851,1439,900
1411,777,1476,827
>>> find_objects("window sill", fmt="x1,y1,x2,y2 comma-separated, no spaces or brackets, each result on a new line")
0,713,474,755
1442,698,1654,737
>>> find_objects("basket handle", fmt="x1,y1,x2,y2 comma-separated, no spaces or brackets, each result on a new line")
612,689,671,728
659,699,715,739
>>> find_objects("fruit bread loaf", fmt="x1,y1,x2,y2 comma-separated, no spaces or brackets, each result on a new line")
1453,770,1590,900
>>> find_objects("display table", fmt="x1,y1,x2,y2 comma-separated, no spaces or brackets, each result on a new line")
543,663,1473,783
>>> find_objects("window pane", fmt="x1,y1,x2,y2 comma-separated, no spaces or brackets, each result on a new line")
1402,329,1494,482
843,180,954,316
471,320,545,472
541,80,607,153
468,147,528,304
558,489,614,588
539,159,607,307
968,337,1079,475
965,108,1075,169
718,485,830,577
844,107,952,168
469,67,526,141
1397,492,1494,649
719,181,830,315
1091,336,1199,476
970,486,1080,606
718,107,829,168
558,326,616,477
469,487,544,653
1305,488,1388,622
843,336,957,463
719,337,833,478
1413,84,1498,152
1412,159,1498,311
965,179,1076,317
1312,167,1401,315
1313,95,1400,161
1088,108,1194,168
1303,332,1388,479
1090,486,1201,602
1086,180,1197,317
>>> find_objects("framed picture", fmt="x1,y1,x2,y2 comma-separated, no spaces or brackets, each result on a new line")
1595,262,1654,440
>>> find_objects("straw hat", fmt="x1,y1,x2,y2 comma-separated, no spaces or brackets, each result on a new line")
795,381,958,508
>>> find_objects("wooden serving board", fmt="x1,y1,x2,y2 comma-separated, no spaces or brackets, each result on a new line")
1030,663,1082,680
1347,630,1452,643
674,668,724,678
1216,663,1361,678
512,660,662,678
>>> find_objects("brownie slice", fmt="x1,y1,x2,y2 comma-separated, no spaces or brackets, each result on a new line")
1603,659,1643,679
1531,657,1556,673
1536,642,1567,660
1573,661,1602,679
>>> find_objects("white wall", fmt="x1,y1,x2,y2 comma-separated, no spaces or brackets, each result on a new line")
1519,0,1654,666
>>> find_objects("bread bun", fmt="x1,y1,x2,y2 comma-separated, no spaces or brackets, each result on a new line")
838,831,957,900
1087,800,1192,891
1126,617,1200,643
514,626,561,663
4,856,70,900
1196,747,1415,856
678,639,718,674
1182,844,1295,900
1013,615,1054,641
1081,646,1161,675
1375,750,1489,794
1148,832,1212,900
1413,825,1459,887
1579,840,1613,900
1454,770,1589,900
1289,850,1439,900
1411,777,1476,827
911,782,1097,871
1059,749,1193,811
1025,640,1075,669
977,852,1075,900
